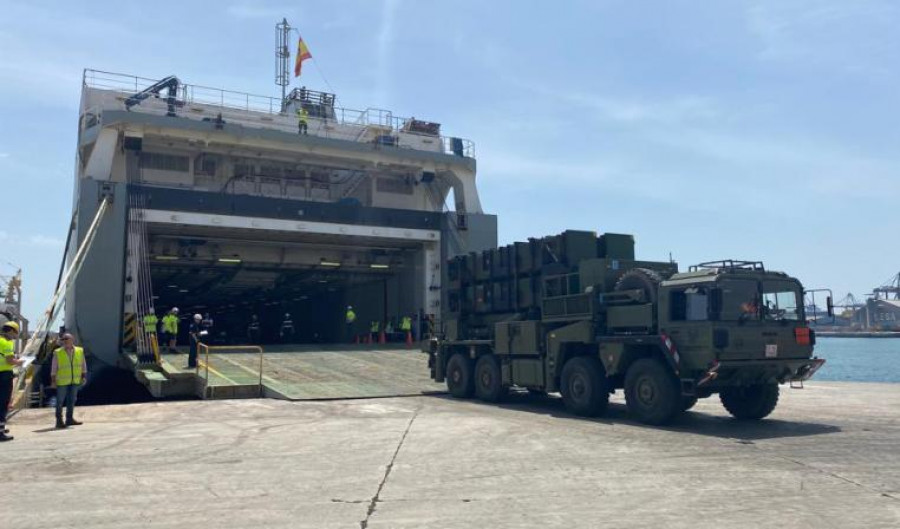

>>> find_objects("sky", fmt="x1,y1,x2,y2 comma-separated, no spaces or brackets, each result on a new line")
1,0,898,323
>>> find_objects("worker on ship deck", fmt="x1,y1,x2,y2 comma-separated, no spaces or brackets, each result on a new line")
50,333,86,429
162,308,180,353
370,320,380,343
400,315,413,341
0,321,24,441
345,306,356,343
280,313,295,343
297,106,309,135
188,314,203,369
248,314,261,344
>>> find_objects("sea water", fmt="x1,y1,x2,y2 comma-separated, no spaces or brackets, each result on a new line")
813,337,900,383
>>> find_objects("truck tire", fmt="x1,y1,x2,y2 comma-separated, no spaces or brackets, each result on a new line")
446,353,475,398
720,383,779,420
560,356,609,417
614,268,663,303
624,358,682,425
474,355,505,402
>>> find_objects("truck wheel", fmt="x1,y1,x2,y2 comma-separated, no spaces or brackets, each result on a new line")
560,357,609,417
681,396,699,412
474,355,505,402
624,358,681,425
720,383,779,420
446,353,475,398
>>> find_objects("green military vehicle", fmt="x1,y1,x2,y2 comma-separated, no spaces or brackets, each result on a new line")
428,230,830,425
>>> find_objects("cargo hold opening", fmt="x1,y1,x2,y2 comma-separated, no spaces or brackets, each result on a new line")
138,222,436,345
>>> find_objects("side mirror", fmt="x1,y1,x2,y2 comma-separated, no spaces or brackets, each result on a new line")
827,296,834,318
708,288,722,321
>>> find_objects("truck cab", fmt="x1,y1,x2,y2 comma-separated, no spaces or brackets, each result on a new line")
658,261,825,401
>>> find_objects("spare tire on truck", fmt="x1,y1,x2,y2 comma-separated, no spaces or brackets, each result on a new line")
613,268,664,303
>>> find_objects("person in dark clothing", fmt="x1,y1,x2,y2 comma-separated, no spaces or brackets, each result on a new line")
188,314,203,369
279,313,295,343
248,314,261,344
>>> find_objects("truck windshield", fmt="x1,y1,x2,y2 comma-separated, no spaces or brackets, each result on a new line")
761,282,802,321
720,280,760,321
718,279,803,321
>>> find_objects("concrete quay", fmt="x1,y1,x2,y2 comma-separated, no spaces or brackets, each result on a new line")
2,382,899,528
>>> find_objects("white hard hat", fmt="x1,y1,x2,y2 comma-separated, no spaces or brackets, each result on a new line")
172,307,179,313
285,313,290,318
347,305,353,310
194,314,202,320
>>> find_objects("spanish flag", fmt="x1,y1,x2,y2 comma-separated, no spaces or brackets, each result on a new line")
294,35,312,77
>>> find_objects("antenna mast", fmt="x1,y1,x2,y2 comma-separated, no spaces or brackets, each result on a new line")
275,18,292,110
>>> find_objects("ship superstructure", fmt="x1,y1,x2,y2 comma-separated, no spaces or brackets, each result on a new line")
68,69,496,370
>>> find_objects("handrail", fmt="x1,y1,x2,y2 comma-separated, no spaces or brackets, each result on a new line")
82,69,475,158
196,343,264,398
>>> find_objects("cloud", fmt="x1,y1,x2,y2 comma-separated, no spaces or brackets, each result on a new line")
0,153,9,158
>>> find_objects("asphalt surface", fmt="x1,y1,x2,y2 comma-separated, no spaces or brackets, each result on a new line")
3,382,899,528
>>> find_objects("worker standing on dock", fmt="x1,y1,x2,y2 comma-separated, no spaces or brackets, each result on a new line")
280,313,295,343
297,106,309,135
162,308,180,353
51,333,86,429
248,314,261,344
188,314,203,369
0,321,24,441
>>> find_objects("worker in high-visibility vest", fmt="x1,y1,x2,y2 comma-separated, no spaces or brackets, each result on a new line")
370,320,380,342
0,321,24,442
51,333,86,429
400,316,412,336
161,307,180,353
344,306,356,342
143,309,159,335
297,107,309,135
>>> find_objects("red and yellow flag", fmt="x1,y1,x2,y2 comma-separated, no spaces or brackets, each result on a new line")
294,35,312,77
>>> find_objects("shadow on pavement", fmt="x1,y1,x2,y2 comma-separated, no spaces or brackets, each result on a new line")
430,391,842,441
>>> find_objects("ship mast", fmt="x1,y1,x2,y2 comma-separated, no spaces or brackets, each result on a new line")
275,18,292,111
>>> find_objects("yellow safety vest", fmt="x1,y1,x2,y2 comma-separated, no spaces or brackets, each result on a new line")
297,108,309,124
54,346,85,386
346,310,356,324
143,314,158,333
400,317,412,331
0,336,14,373
162,314,179,334
370,321,380,333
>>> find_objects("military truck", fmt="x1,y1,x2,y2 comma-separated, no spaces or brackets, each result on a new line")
427,230,829,425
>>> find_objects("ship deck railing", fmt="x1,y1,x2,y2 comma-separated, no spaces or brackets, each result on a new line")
81,69,475,158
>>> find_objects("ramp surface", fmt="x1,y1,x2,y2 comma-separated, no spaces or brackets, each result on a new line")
161,345,444,400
